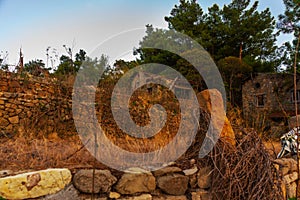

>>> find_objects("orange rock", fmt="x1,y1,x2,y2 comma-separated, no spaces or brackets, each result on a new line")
197,89,236,146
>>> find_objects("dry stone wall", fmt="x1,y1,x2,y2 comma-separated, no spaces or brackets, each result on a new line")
0,164,212,200
273,158,300,199
0,72,74,137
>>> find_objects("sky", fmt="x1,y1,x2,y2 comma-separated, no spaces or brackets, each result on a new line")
0,0,294,69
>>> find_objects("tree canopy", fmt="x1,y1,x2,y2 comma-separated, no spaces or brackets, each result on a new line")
164,0,278,67
4,0,300,107
133,0,282,104
24,59,48,77
135,25,206,91
55,49,87,76
277,0,300,72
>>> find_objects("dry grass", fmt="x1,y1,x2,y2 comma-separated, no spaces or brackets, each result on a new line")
0,76,284,199
0,135,107,172
0,80,282,170
0,82,194,171
96,85,182,153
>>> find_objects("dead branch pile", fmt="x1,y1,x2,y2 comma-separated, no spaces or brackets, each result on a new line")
207,129,283,200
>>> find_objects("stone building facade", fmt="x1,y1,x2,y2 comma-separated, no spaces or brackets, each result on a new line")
242,73,300,131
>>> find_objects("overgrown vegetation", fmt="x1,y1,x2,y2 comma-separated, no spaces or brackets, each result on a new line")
0,76,284,198
0,0,298,198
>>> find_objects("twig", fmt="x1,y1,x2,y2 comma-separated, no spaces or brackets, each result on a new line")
293,33,300,199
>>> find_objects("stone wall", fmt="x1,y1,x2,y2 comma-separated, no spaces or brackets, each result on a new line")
273,158,300,199
0,163,212,200
0,72,74,137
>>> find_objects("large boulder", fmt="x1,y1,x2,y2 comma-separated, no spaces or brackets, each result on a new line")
116,169,156,194
197,89,236,146
0,168,71,199
157,174,189,195
73,169,117,194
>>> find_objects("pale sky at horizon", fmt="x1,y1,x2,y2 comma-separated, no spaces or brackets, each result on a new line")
0,0,294,68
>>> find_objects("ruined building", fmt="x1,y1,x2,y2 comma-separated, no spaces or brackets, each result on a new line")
242,73,300,132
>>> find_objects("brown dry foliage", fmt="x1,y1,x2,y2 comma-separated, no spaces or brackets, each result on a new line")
175,108,283,199
203,130,283,200
0,75,284,199
96,83,181,153
0,136,107,171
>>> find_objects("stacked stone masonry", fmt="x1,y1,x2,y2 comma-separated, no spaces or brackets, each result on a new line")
273,158,300,199
0,165,212,200
1,159,295,199
0,72,74,136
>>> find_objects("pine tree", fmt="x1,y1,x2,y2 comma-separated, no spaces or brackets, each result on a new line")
277,0,300,72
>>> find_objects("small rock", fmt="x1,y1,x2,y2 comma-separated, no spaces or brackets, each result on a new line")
153,195,187,200
0,170,13,178
124,167,151,174
166,196,187,200
152,196,165,200
287,181,297,198
15,109,22,114
109,191,121,199
162,162,176,167
120,194,152,200
183,166,198,176
79,194,107,200
5,124,13,131
153,167,182,177
190,159,196,165
116,170,156,194
8,115,19,124
283,172,298,184
0,118,9,127
41,184,79,200
273,158,298,175
27,111,33,117
24,102,35,107
73,169,117,194
191,190,212,200
157,174,189,195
